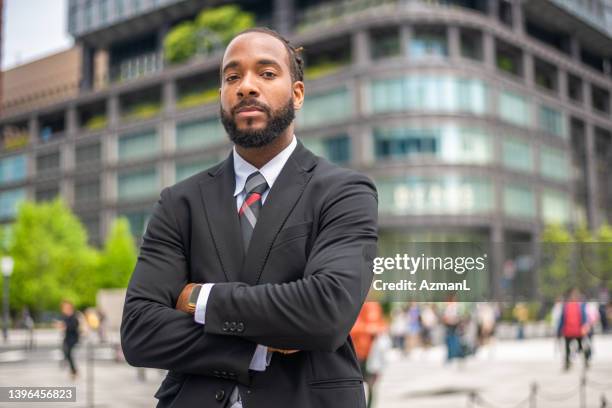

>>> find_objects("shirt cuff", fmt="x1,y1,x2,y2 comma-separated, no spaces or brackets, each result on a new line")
194,283,215,325
249,345,270,371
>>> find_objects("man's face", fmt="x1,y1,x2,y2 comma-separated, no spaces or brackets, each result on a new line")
219,32,303,148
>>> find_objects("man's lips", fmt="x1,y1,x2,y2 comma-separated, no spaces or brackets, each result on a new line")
235,106,266,118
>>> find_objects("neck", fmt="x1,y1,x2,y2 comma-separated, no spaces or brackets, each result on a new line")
235,127,294,169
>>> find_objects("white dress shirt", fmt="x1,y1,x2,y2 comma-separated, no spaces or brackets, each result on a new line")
194,135,298,373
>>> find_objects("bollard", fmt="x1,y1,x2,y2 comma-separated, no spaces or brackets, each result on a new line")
602,394,607,408
530,382,538,408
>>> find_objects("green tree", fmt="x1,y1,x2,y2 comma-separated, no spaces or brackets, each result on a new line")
539,223,573,301
164,5,254,64
6,199,99,312
163,21,197,64
97,218,137,289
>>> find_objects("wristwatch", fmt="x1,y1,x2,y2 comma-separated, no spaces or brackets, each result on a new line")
187,284,203,314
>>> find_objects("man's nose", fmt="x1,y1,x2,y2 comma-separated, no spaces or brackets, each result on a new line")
237,72,260,98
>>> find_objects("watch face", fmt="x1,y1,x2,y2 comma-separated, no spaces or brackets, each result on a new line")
188,285,202,306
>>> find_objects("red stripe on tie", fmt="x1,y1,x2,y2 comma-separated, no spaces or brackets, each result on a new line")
238,193,262,215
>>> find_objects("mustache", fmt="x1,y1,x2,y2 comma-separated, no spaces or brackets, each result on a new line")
231,99,270,115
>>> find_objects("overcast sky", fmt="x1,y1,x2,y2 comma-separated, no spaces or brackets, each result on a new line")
2,0,73,70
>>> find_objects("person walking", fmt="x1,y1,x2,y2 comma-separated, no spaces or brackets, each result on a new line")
557,288,591,370
57,300,80,380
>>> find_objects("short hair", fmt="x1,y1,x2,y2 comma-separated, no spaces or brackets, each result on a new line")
220,27,304,83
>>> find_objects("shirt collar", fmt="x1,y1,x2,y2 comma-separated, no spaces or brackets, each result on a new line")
233,135,297,197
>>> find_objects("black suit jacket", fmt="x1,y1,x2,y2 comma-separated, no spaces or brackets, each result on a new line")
120,140,378,408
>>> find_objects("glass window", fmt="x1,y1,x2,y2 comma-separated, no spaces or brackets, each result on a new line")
0,154,27,184
499,91,531,127
36,151,61,172
370,76,487,114
176,118,225,150
502,138,533,172
35,185,60,202
75,178,101,203
376,176,493,215
504,184,535,218
117,167,158,200
542,189,571,224
119,210,151,237
371,29,400,60
297,88,352,128
460,29,483,61
118,129,158,161
538,105,565,138
411,28,448,59
0,188,26,218
374,126,492,164
301,135,352,164
175,158,220,182
540,146,569,181
76,143,101,166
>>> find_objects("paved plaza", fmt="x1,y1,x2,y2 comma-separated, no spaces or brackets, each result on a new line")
0,330,610,407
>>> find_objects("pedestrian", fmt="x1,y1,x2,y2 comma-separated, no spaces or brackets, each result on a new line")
56,299,79,380
557,288,591,371
350,301,387,408
21,307,35,350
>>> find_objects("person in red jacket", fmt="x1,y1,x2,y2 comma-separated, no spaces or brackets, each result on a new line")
351,301,387,408
557,288,591,370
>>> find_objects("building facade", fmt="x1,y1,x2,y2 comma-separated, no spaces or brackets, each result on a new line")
1,0,611,297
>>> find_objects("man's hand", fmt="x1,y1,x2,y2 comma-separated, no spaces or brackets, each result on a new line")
175,283,199,314
268,347,299,354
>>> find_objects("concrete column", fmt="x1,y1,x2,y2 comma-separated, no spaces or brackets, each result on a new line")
585,124,600,229
523,52,534,87
490,223,505,300
483,32,496,71
583,80,592,113
80,43,95,92
274,0,295,36
349,124,373,168
107,94,120,128
162,80,176,116
352,30,370,68
400,25,413,58
511,0,524,35
448,25,461,60
558,68,568,102
569,36,581,61
66,104,78,135
28,115,39,147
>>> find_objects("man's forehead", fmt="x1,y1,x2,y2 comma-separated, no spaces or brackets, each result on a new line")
222,32,289,67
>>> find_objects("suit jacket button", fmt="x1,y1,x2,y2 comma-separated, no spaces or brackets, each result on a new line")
230,322,237,331
215,390,225,401
222,322,229,331
237,322,244,332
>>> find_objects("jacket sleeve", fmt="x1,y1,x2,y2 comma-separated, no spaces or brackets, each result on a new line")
203,173,378,352
120,187,258,385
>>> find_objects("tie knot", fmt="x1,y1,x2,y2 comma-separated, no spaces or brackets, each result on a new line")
245,172,268,195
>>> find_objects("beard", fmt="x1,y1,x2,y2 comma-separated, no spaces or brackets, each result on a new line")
220,97,295,148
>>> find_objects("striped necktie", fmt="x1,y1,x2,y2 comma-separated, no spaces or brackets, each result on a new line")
230,171,268,407
238,171,268,253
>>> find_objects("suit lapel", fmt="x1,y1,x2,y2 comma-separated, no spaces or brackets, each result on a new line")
198,154,244,283
242,141,318,286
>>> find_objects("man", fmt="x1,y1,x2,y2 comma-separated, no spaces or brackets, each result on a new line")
557,287,591,370
120,26,378,408
57,300,79,380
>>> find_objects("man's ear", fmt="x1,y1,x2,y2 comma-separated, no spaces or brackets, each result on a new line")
292,81,305,110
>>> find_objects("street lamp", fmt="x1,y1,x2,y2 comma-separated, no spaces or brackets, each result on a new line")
1,256,14,343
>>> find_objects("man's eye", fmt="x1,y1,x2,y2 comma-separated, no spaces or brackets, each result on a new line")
262,72,276,78
226,75,238,82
